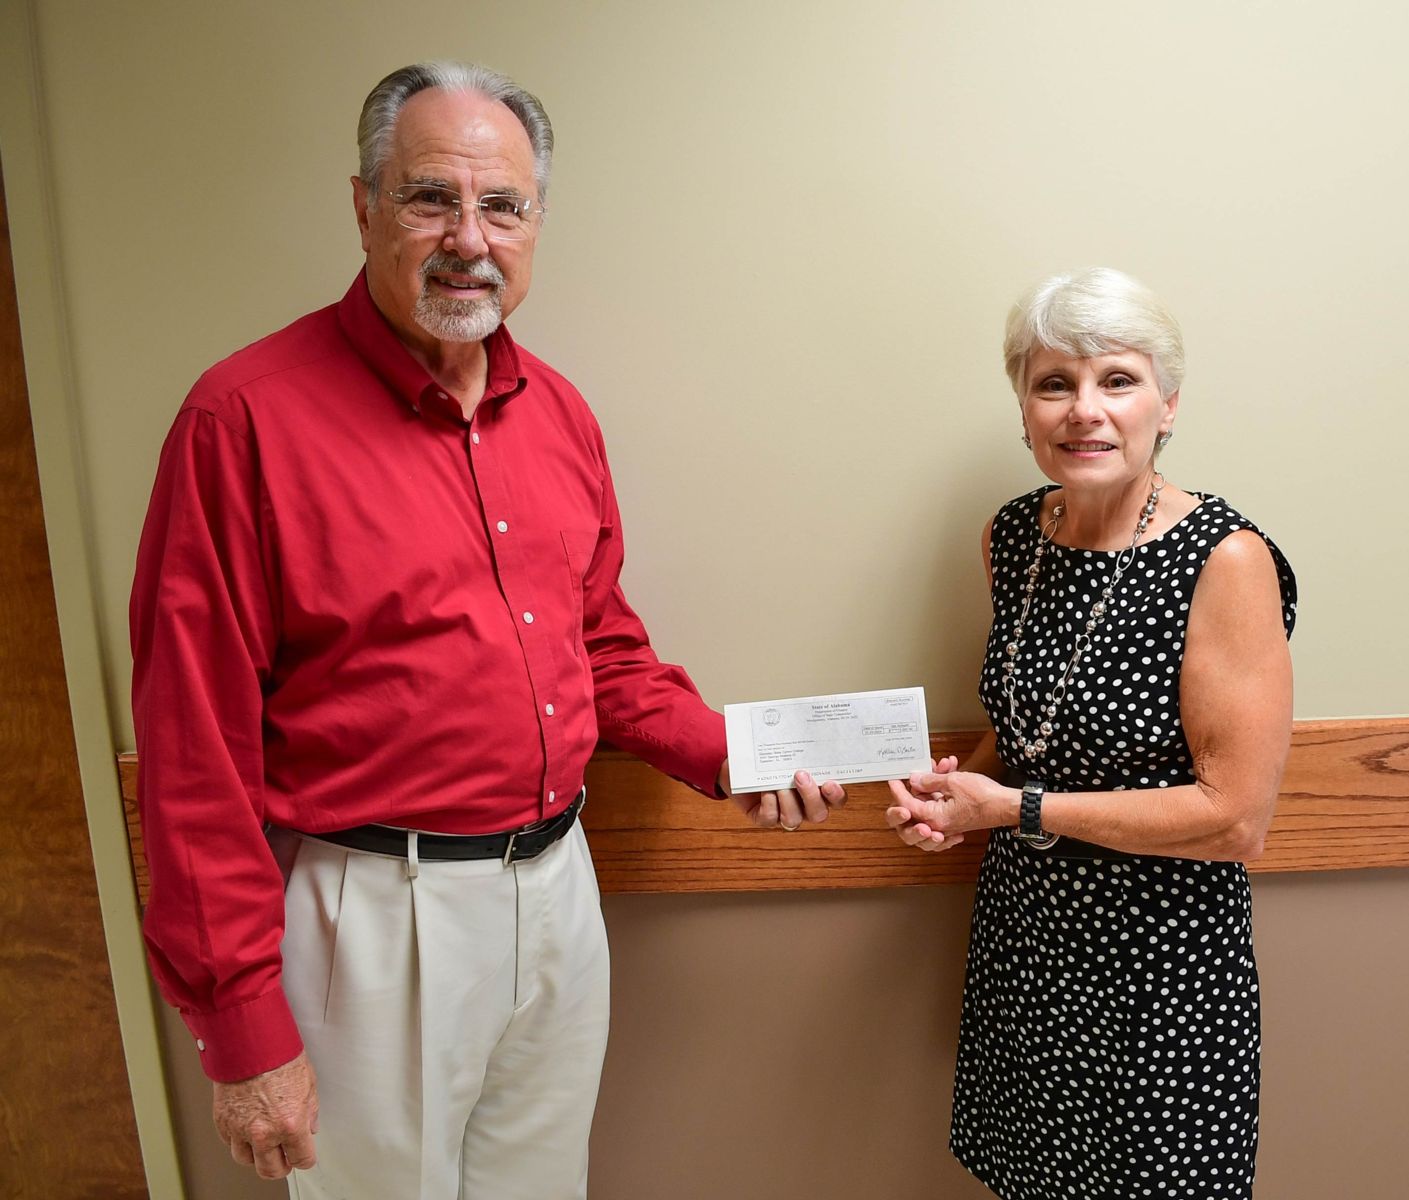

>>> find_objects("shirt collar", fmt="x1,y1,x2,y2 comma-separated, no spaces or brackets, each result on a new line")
336,268,528,422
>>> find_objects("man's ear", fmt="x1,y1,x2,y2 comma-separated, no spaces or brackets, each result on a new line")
351,176,373,253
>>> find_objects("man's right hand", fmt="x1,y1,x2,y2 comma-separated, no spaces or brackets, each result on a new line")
212,1050,319,1179
718,761,847,829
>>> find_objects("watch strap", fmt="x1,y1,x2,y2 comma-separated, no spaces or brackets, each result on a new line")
1016,780,1059,849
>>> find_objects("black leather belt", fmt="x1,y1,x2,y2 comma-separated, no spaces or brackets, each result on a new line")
997,769,1136,861
998,826,1136,861
300,789,585,865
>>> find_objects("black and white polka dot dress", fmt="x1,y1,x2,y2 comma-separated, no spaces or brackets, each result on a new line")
952,486,1297,1200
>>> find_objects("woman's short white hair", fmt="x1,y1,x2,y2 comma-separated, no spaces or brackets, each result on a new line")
1003,267,1185,400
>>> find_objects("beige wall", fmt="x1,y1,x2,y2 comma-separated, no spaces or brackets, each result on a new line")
4,0,1405,1196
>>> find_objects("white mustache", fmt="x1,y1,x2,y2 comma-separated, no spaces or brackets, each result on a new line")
421,255,505,288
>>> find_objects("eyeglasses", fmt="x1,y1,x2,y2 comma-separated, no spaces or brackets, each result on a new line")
384,185,545,241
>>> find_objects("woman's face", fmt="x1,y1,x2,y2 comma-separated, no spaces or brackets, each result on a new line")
1020,346,1178,495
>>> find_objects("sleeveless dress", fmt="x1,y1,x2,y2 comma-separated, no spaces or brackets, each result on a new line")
950,487,1297,1200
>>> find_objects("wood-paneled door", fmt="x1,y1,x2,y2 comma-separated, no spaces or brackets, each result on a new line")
0,160,148,1197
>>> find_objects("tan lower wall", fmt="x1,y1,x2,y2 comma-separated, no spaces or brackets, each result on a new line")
1250,871,1409,1198
161,871,1409,1199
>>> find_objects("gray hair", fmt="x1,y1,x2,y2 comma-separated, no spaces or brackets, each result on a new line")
1003,267,1185,400
357,61,554,203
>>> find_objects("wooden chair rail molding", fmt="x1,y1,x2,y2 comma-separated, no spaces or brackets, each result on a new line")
117,718,1409,901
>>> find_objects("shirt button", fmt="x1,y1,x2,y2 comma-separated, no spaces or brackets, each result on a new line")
196,1039,206,1052
523,611,534,624
497,521,508,533
471,431,481,444
545,703,555,716
549,790,556,802
436,391,448,401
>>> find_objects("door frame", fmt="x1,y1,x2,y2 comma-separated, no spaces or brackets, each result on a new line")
1,3,183,1194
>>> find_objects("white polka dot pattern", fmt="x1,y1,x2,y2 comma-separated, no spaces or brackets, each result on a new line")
950,487,1297,1199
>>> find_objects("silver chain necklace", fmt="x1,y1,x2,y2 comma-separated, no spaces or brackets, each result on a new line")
1002,472,1165,761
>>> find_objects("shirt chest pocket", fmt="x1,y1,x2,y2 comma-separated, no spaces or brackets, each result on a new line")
560,528,600,646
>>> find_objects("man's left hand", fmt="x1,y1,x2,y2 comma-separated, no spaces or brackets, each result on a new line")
718,761,847,829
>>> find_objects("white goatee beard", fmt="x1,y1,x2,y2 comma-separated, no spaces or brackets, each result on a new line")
413,291,503,342
413,256,506,343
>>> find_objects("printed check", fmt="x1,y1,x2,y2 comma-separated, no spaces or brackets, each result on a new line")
724,687,931,792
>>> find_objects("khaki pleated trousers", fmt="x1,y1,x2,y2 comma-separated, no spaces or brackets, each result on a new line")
277,821,610,1200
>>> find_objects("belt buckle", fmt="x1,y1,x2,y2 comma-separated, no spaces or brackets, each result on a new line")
502,793,579,867
502,819,548,867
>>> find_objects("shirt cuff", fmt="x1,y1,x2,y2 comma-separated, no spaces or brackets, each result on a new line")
668,707,729,798
179,987,304,1083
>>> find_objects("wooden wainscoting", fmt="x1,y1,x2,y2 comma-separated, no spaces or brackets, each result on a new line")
117,717,1408,901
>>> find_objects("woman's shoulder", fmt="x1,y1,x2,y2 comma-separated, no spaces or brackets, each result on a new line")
987,485,1055,551
1184,492,1287,556
992,484,1056,524
1184,492,1298,637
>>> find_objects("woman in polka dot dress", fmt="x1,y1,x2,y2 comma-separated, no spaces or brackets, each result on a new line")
886,268,1296,1199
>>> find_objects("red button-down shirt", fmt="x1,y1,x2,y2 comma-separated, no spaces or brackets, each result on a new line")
130,271,726,1081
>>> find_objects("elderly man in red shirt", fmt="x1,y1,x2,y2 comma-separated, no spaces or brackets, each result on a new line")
130,61,843,1200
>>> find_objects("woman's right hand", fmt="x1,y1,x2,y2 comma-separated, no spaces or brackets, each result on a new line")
884,755,967,853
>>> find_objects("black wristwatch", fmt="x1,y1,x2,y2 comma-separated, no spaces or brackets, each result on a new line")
1014,780,1059,849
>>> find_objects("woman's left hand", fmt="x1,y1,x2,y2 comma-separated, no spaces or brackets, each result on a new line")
885,759,1016,851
